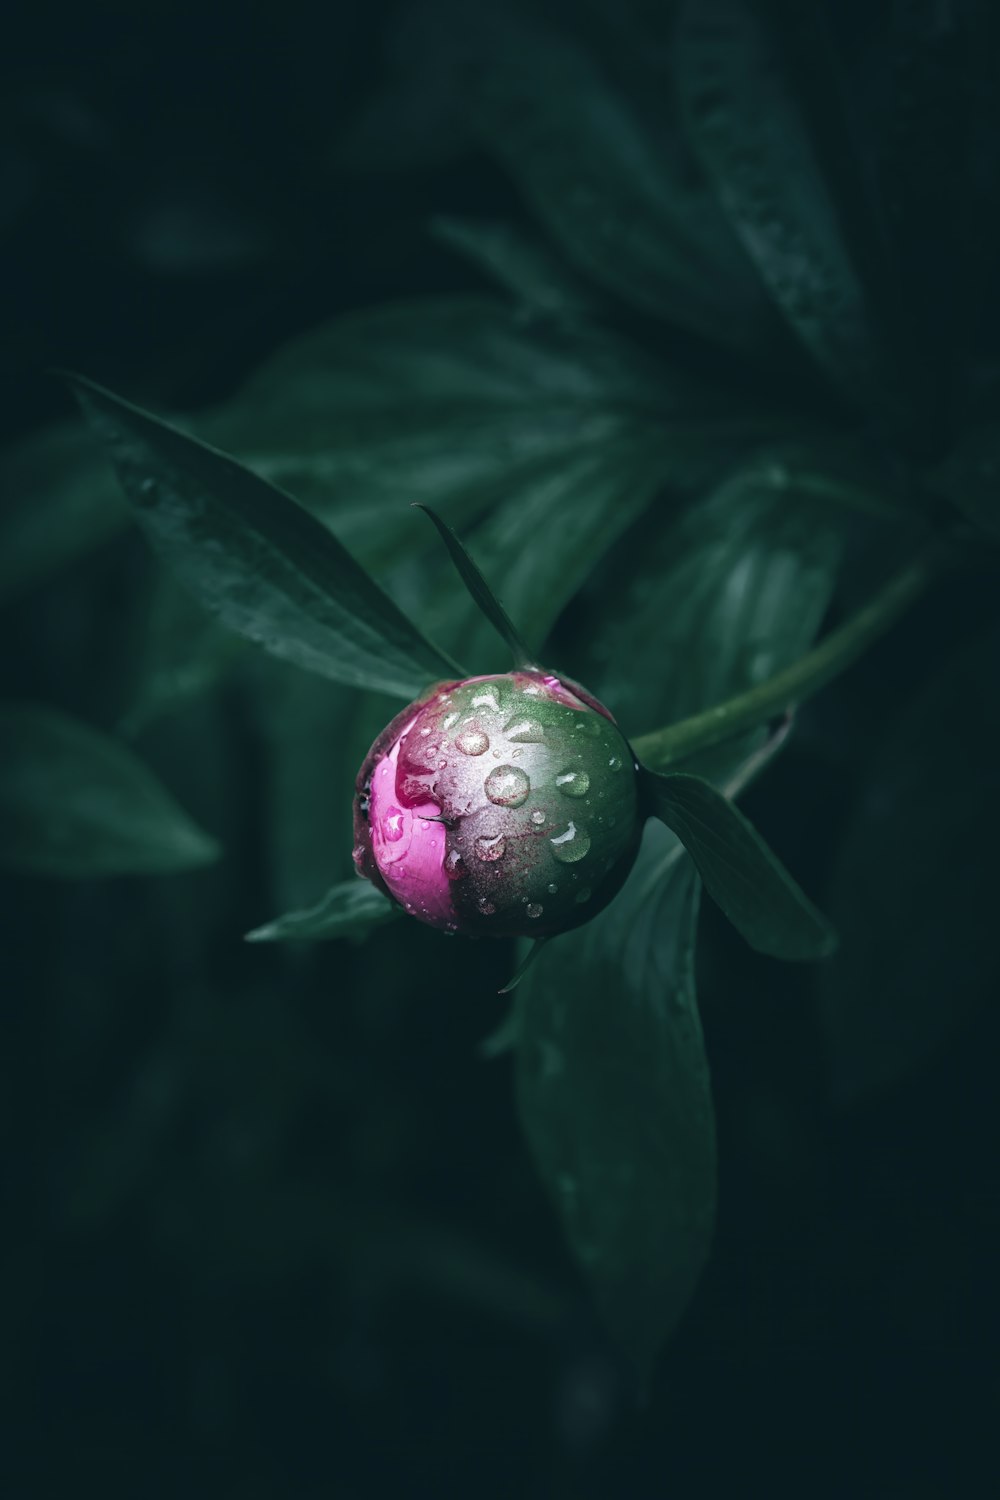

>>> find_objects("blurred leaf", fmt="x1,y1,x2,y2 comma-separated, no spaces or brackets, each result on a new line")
930,423,1000,539
644,770,837,961
473,11,780,352
429,216,596,320
0,703,219,876
674,0,887,407
0,418,125,605
205,296,743,569
246,877,399,943
517,823,712,1383
818,623,1000,1105
68,374,462,699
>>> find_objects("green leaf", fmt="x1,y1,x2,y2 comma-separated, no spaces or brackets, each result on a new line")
66,373,462,700
818,623,1000,1105
0,418,126,605
428,216,596,320
245,877,400,943
644,770,836,962
582,461,848,744
414,503,535,667
930,423,1000,540
516,822,713,1384
674,0,888,406
0,703,220,876
474,13,780,352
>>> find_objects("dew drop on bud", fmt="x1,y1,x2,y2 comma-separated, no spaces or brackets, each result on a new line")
550,820,591,864
471,688,501,713
382,807,406,843
608,755,623,772
505,718,546,744
555,769,590,798
475,833,506,862
575,886,592,904
444,848,468,880
456,726,489,756
530,809,546,825
573,717,601,739
485,765,530,808
526,903,544,919
546,882,558,894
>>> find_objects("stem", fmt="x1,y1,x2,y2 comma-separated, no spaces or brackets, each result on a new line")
631,546,947,772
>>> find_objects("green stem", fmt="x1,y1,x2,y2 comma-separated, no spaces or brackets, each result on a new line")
631,546,947,772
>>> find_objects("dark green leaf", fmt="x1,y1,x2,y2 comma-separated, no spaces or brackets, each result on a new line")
245,877,400,943
818,623,1000,1105
583,461,847,744
474,12,780,352
67,373,462,700
428,216,596,320
0,703,220,876
517,823,713,1383
930,423,1000,540
644,770,836,961
674,0,888,406
0,419,126,605
414,504,535,667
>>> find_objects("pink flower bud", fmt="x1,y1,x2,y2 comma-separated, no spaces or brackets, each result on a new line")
353,671,640,936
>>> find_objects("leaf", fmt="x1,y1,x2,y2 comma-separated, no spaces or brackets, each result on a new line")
66,373,462,700
516,822,713,1383
580,461,847,743
428,216,596,320
245,877,400,943
644,770,836,961
930,423,1000,540
818,622,1000,1105
473,10,781,352
0,418,126,605
205,297,742,566
414,503,535,667
674,0,889,407
0,703,220,876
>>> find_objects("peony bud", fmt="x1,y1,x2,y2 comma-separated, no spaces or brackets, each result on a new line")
353,670,640,937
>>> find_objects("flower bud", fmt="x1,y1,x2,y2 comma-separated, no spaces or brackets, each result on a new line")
353,671,640,936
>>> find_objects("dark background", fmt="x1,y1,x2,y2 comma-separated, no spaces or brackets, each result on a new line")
3,2,999,1496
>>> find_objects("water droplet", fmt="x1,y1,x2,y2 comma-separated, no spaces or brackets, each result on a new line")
477,897,496,915
471,688,501,713
485,765,530,808
511,749,522,759
444,848,467,880
550,820,591,864
530,809,546,826
419,727,431,736
456,727,489,756
546,882,558,894
441,712,460,732
608,755,623,772
505,717,546,744
556,769,590,798
526,903,544,920
437,758,447,768
575,886,592,904
475,833,506,863
382,807,405,842
573,716,601,739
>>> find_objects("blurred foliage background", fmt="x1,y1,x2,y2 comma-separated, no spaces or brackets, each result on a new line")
3,0,1000,1495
